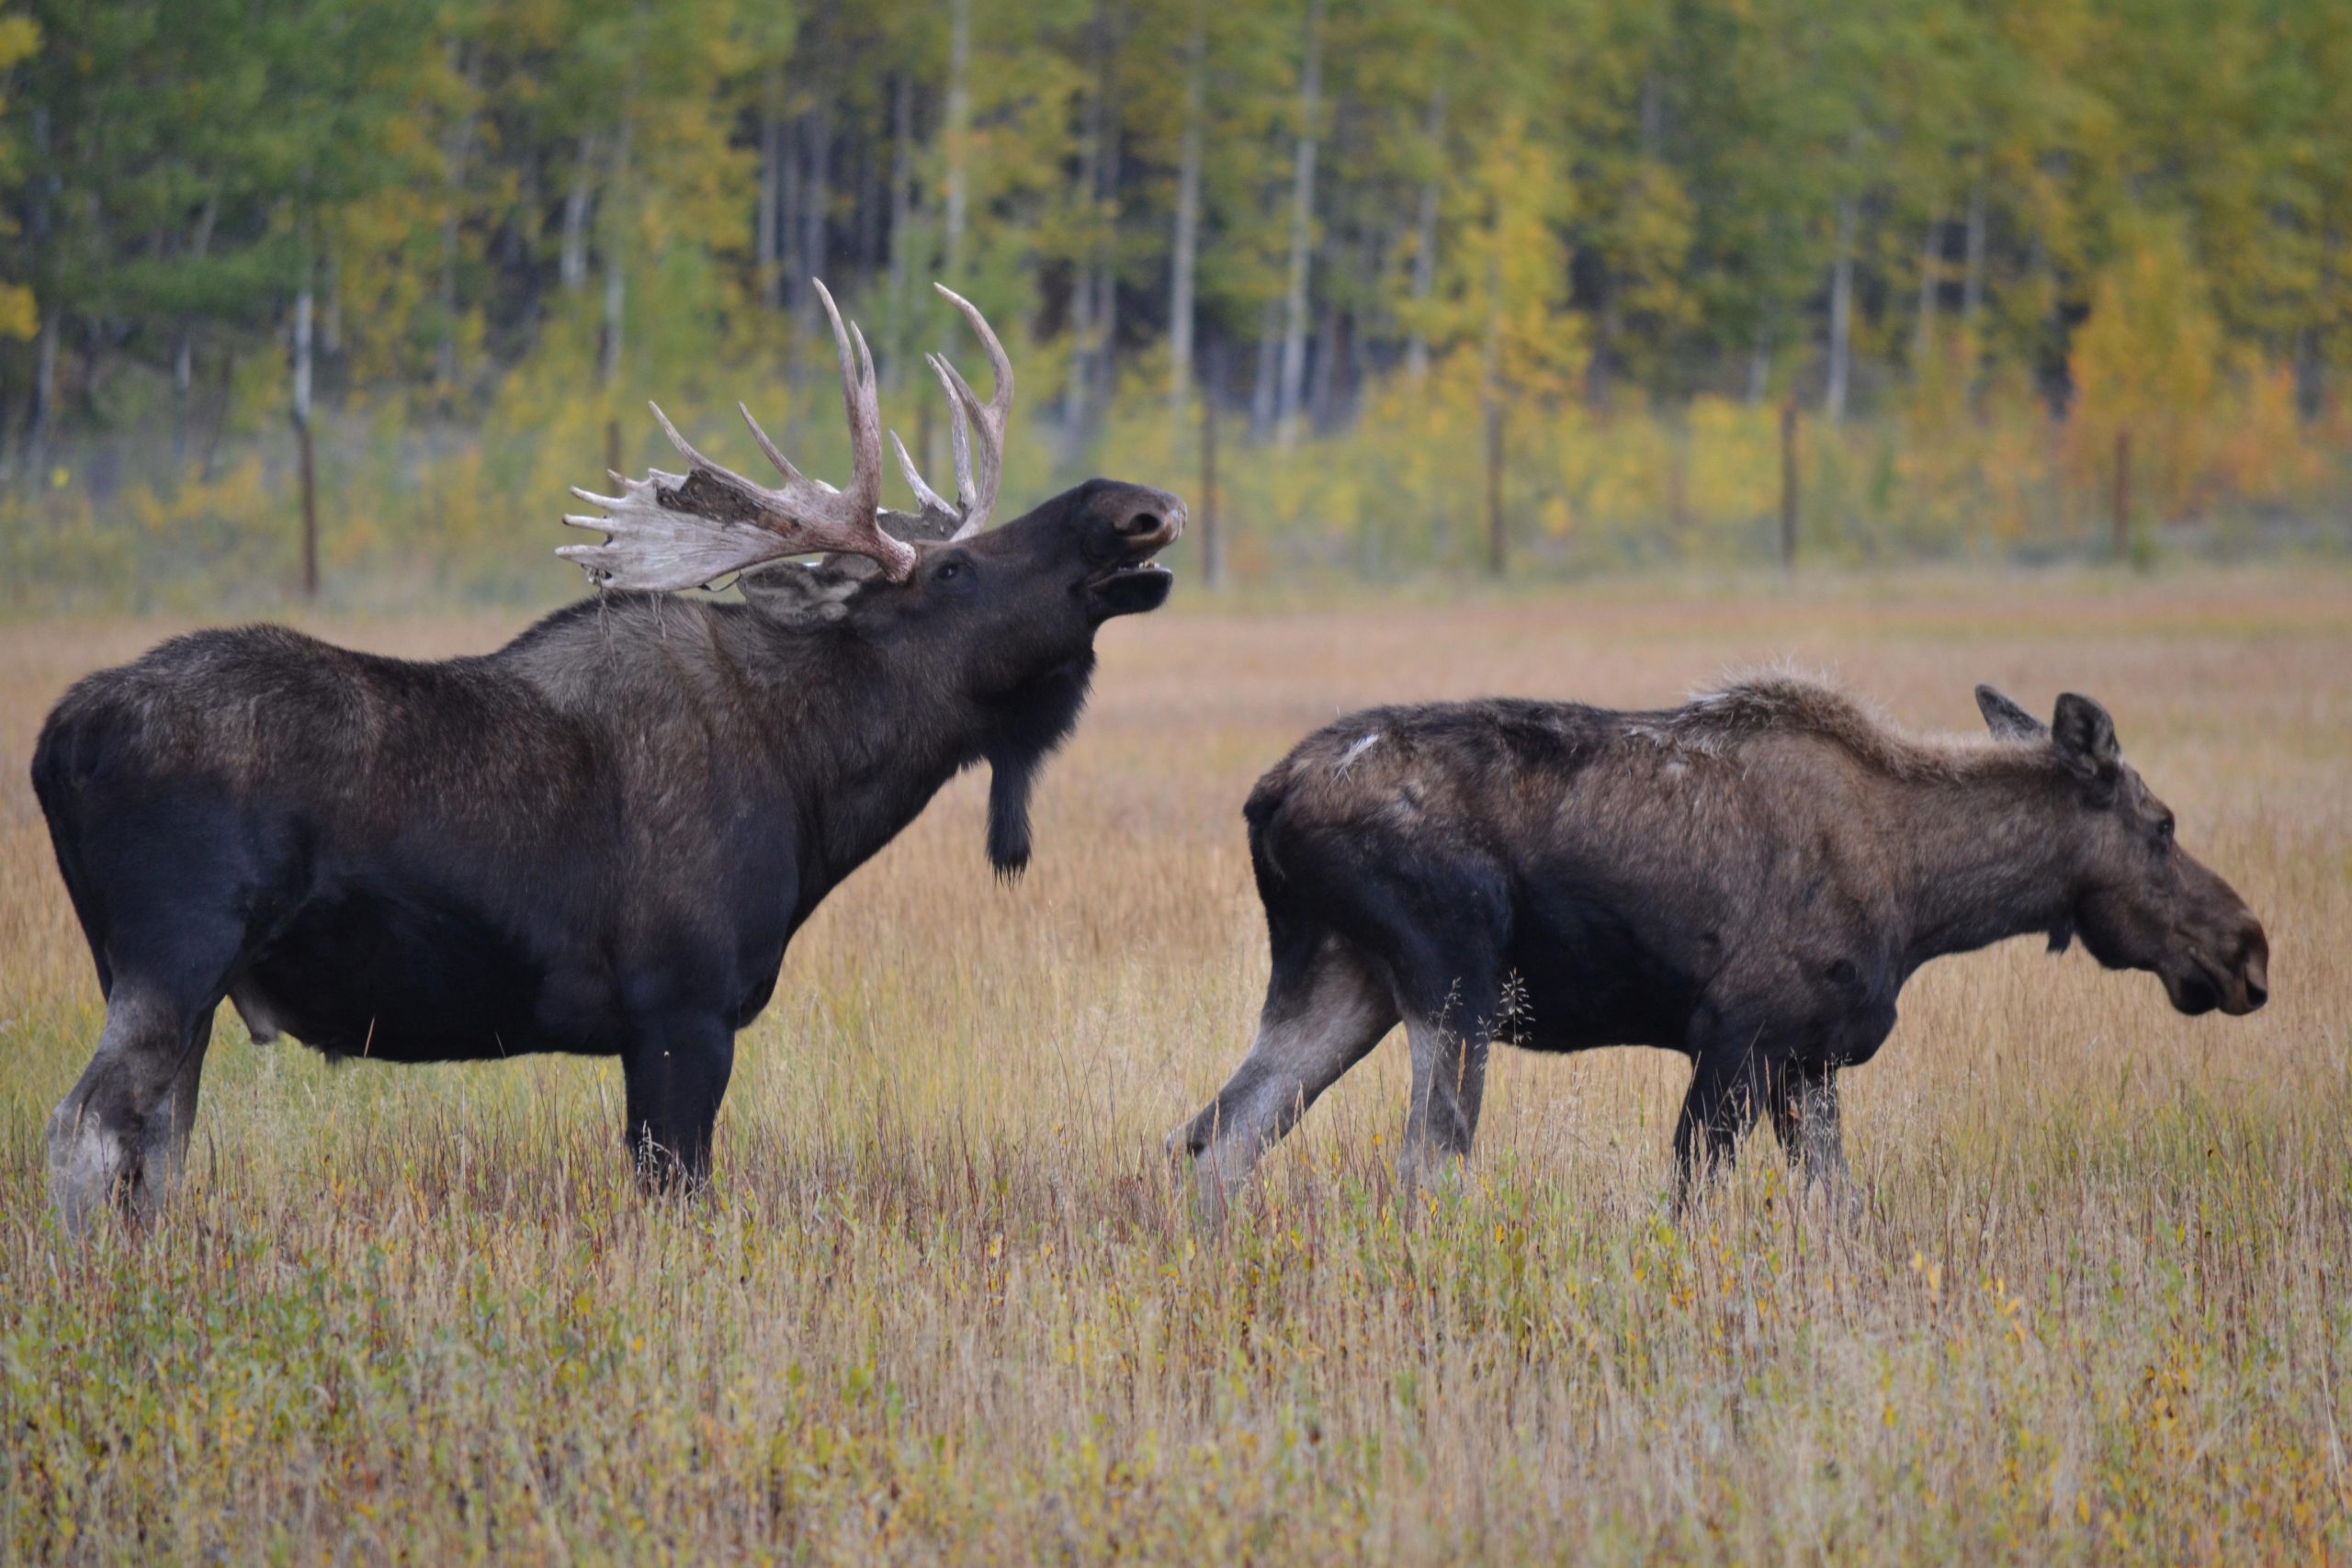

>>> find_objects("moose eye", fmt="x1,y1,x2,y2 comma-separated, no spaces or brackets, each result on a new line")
2155,816,2176,843
935,560,966,582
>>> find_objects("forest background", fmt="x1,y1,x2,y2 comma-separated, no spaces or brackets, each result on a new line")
2,0,2348,612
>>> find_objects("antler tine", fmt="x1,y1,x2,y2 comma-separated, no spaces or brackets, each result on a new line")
556,285,922,592
888,429,956,519
932,283,1013,539
811,278,883,519
648,400,773,500
926,353,978,511
738,402,815,491
933,282,1014,431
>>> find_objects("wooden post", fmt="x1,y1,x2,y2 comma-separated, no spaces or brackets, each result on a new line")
295,415,318,600
1667,425,1690,536
2110,428,2132,559
1779,397,1799,573
1485,395,1506,574
1199,367,1222,587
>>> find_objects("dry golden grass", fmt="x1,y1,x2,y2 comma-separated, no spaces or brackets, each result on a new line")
2,569,2348,1562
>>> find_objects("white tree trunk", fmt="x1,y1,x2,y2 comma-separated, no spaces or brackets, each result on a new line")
886,72,917,392
28,309,56,481
757,72,783,308
1913,210,1940,369
435,45,479,395
560,133,597,291
1168,0,1205,415
798,101,831,334
1274,0,1324,449
436,146,474,390
291,286,313,429
944,0,971,283
173,196,218,468
1250,296,1280,441
1095,106,1120,420
1064,0,1108,438
1962,182,1986,334
292,261,319,598
1824,194,1857,424
601,123,631,385
1404,85,1444,387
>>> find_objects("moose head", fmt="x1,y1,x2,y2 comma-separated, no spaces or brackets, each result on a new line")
561,281,1184,875
1977,684,2269,1016
560,278,1181,652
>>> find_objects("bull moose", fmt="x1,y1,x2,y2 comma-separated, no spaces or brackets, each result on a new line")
1171,676,2268,1210
36,282,1183,1228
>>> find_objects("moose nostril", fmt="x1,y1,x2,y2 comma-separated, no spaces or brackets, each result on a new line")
2245,979,2267,1010
1119,511,1163,536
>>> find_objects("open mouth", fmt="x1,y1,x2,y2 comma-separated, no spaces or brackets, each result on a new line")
1083,536,1175,589
1084,497,1184,609
1090,558,1171,587
1083,549,1175,615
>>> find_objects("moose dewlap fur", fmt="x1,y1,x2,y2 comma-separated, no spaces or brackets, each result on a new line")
1171,676,2269,1210
36,281,1183,1230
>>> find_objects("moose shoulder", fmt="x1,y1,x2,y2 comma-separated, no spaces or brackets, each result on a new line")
1172,677,2268,1211
37,282,1182,1229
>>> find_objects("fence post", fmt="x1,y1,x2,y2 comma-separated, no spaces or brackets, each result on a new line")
2110,427,2132,559
1199,367,1222,587
295,414,318,600
1485,395,1506,575
1779,397,1799,573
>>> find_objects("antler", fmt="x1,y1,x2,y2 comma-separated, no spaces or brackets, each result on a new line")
560,279,918,591
888,283,1016,540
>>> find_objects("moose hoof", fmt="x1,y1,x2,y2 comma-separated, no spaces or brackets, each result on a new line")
1165,1122,1244,1228
1162,1122,1205,1174
47,1107,138,1235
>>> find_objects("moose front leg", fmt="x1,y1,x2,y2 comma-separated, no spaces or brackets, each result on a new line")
1672,1034,1774,1208
621,1012,736,1193
1766,1057,1853,1193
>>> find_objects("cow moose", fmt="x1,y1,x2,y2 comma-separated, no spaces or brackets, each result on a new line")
1170,676,2269,1211
36,282,1183,1229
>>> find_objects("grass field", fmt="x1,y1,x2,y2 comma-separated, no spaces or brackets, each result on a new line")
3,570,2348,1562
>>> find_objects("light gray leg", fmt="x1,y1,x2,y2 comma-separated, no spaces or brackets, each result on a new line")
130,1010,213,1220
48,994,212,1233
1767,1058,1856,1201
1399,1008,1492,1199
1170,939,1396,1217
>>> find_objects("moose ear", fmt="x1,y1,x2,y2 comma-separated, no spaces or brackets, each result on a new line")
2052,693,2120,785
1975,684,2048,741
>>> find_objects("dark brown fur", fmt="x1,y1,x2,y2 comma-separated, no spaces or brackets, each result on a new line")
36,478,1182,1228
1172,675,2270,1208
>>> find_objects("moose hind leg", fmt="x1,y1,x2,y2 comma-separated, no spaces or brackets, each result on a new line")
1170,936,1396,1216
621,1012,737,1194
50,992,219,1233
1398,983,1500,1199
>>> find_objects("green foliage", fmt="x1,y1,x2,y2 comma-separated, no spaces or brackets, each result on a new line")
0,0,2347,605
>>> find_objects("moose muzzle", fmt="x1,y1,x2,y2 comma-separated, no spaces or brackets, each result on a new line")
1084,483,1185,616
2165,915,2270,1017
